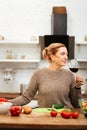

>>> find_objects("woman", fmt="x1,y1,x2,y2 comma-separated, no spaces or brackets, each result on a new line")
10,43,84,108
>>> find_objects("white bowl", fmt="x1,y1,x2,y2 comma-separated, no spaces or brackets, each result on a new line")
0,102,12,114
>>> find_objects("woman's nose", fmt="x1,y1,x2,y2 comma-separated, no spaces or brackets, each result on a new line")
65,54,68,60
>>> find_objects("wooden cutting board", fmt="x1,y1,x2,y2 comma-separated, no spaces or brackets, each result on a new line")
33,108,70,113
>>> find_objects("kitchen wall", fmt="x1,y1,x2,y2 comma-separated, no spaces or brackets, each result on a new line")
0,0,87,42
0,0,87,93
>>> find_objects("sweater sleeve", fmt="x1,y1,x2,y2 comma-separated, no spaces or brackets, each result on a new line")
9,71,38,106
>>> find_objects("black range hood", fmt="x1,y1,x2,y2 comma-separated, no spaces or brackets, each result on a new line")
52,6,67,35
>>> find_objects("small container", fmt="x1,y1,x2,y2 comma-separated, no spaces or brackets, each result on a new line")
21,55,25,59
0,36,4,40
3,68,13,81
84,35,87,41
6,50,14,59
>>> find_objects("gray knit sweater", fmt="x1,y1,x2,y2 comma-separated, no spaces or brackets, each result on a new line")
10,68,81,108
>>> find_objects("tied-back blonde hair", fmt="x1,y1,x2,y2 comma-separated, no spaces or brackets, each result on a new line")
42,43,66,62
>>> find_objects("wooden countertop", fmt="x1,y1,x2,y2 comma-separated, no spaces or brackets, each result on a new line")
0,109,87,130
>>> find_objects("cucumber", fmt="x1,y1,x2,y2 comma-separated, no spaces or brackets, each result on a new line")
53,104,64,109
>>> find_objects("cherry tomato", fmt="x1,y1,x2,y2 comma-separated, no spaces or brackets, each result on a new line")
71,112,79,119
61,110,71,119
50,110,58,117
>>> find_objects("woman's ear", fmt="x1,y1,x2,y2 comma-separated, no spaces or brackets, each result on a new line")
50,54,54,61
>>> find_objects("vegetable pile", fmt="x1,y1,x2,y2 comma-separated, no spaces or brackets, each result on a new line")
60,110,79,119
81,100,87,118
50,104,79,119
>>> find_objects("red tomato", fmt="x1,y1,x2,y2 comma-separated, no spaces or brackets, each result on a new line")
10,106,22,116
0,98,8,102
61,110,71,119
71,112,79,119
50,110,58,117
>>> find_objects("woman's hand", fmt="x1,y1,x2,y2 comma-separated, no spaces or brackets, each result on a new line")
75,75,84,88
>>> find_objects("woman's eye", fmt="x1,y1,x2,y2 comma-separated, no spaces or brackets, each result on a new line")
61,52,68,56
61,52,65,55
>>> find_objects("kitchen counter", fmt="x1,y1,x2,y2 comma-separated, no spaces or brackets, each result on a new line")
0,93,21,99
0,93,38,100
0,109,87,130
0,92,86,100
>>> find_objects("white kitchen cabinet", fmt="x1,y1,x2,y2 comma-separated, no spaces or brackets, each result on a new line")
75,42,87,62
0,38,41,69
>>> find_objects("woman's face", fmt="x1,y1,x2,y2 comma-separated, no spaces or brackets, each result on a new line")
51,47,68,67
